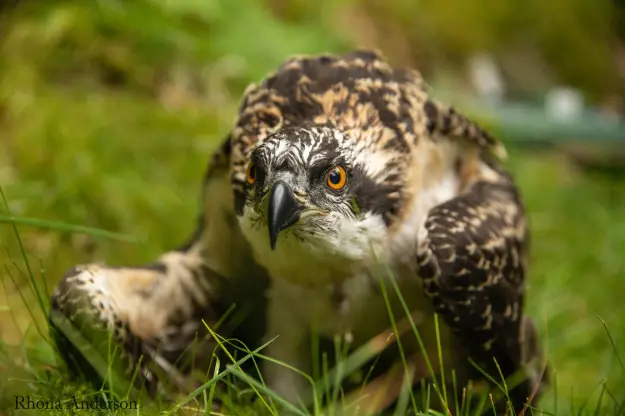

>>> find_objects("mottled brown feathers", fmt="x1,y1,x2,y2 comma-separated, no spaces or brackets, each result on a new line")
226,49,507,229
423,99,507,159
416,173,538,410
229,49,504,191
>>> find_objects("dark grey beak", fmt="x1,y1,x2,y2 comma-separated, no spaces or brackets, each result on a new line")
268,181,302,250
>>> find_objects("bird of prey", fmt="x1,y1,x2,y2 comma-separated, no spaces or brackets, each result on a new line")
49,50,546,414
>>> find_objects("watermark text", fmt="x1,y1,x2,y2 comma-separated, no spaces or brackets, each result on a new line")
15,395,138,411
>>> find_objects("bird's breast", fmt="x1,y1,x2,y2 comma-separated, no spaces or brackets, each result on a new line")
267,262,437,345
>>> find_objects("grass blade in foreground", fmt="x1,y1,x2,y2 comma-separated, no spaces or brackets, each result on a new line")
227,366,308,416
48,309,131,399
0,214,139,243
172,337,277,411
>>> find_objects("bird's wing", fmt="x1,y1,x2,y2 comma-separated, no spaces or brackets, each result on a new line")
416,165,546,412
422,97,507,159
49,136,268,397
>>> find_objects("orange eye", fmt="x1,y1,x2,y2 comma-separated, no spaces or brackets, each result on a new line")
246,163,256,185
327,166,347,190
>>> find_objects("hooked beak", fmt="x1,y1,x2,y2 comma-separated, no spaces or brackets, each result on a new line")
267,181,302,250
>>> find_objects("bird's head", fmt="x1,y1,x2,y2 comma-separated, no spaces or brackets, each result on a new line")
236,126,406,282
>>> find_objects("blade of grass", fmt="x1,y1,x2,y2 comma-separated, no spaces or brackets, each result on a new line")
202,320,278,416
592,381,606,416
577,378,608,416
604,386,623,416
48,309,130,397
331,387,374,416
330,334,342,416
360,351,383,395
369,239,451,413
311,320,321,401
4,264,46,339
467,357,505,397
227,366,308,416
171,336,276,411
334,361,405,415
5,248,49,313
250,351,321,414
0,269,25,340
212,302,238,333
525,405,556,416
307,308,423,402
452,370,460,416
553,368,558,416
394,363,416,416
323,352,331,413
125,354,144,400
434,314,448,407
37,259,51,310
375,266,419,413
597,314,625,377
471,386,489,416
489,394,497,415
491,357,513,413
330,332,352,413
223,337,270,390
1,187,47,319
0,214,139,243
206,356,221,415
460,386,467,416
106,327,120,400
382,260,448,410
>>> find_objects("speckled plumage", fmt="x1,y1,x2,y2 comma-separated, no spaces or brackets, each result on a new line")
229,50,504,227
49,50,545,414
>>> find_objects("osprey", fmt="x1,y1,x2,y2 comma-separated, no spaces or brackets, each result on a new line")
50,50,545,413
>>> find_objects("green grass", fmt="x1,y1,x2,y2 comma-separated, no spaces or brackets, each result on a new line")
1,1,625,414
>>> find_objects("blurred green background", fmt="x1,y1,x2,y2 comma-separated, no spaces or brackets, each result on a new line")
1,0,624,414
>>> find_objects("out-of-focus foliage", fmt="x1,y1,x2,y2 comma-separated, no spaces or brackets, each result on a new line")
0,0,350,264
266,0,622,102
0,0,350,102
0,0,624,415
377,0,615,97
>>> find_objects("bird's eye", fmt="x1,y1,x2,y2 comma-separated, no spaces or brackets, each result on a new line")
246,163,256,185
327,166,347,190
